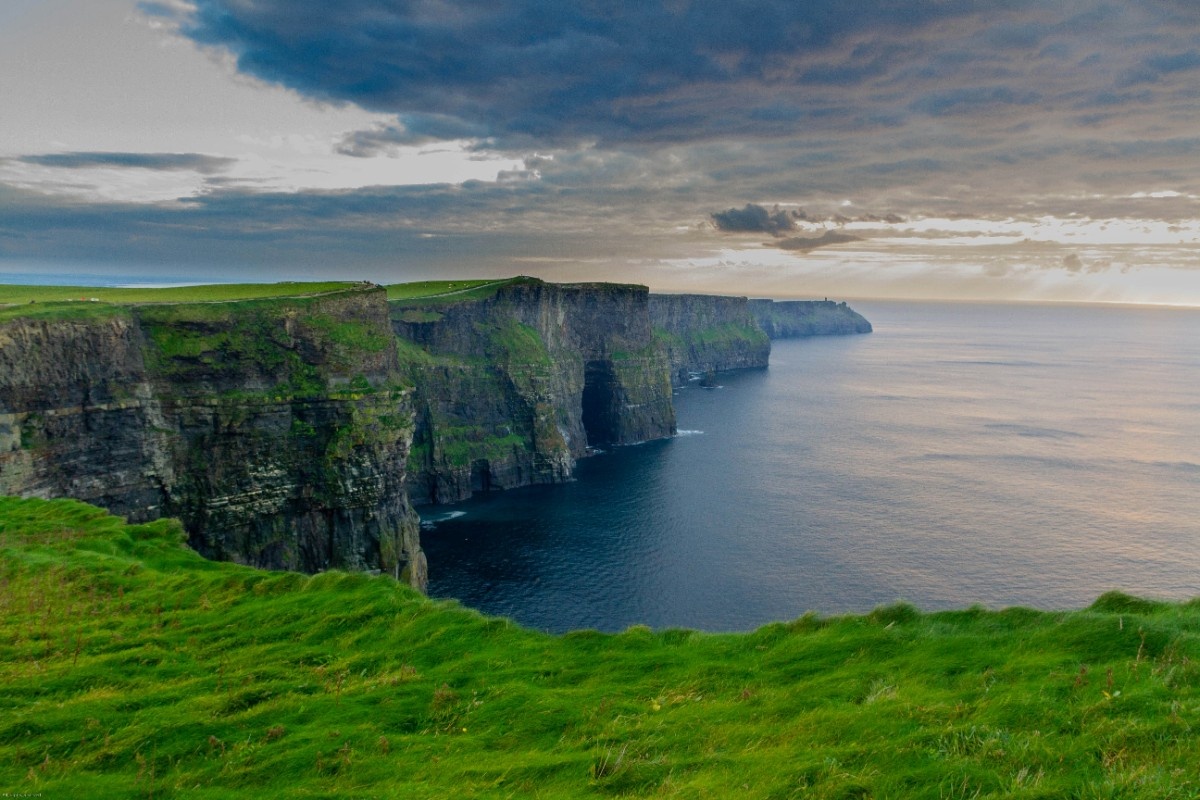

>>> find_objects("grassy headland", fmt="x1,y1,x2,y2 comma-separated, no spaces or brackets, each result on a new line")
0,281,360,306
385,279,515,303
0,282,366,322
2,497,1198,798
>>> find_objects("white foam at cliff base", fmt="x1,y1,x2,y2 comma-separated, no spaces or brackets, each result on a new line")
676,430,705,437
420,510,467,529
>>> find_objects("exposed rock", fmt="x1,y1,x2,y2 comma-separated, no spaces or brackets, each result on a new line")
392,278,676,504
0,278,873,583
649,293,771,386
748,299,873,338
0,286,425,589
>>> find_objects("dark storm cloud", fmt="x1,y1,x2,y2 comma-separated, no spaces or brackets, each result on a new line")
148,1,1200,211
165,0,1033,146
16,152,236,174
711,204,797,236
773,230,861,252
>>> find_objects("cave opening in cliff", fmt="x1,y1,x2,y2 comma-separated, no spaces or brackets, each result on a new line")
470,459,493,493
581,359,621,447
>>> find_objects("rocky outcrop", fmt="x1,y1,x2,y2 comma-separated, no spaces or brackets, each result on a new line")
649,294,771,385
0,286,425,589
749,299,873,338
392,278,676,505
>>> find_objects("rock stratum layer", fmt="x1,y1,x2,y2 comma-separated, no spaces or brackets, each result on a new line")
649,294,772,385
0,285,426,588
1,277,872,576
748,299,873,338
392,278,676,504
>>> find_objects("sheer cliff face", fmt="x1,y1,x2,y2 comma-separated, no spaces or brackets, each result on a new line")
748,299,873,338
649,294,771,385
392,279,676,505
0,287,425,589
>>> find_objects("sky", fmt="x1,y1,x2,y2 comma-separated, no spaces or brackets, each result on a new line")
2,0,1199,303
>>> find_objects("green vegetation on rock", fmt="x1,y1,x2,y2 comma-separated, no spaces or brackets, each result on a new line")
137,291,392,393
480,318,554,367
3,496,1199,798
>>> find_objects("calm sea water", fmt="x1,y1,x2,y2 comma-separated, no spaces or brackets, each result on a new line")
420,301,1200,633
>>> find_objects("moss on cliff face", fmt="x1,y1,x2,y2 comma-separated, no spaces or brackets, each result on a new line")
395,352,575,504
391,277,674,504
649,294,771,385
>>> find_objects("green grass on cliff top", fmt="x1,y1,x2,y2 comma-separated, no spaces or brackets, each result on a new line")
3,497,1200,799
0,282,369,322
0,282,361,307
385,278,519,304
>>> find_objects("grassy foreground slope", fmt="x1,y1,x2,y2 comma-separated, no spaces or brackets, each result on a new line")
2,498,1198,799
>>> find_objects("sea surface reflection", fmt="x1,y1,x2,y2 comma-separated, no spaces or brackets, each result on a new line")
421,301,1200,632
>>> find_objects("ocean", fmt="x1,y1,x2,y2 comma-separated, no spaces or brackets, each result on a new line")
419,300,1200,633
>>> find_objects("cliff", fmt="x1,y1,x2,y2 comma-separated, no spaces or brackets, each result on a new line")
391,278,676,504
0,285,425,588
0,279,873,571
749,298,873,337
649,293,771,385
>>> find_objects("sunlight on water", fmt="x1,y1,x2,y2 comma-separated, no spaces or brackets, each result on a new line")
421,301,1200,632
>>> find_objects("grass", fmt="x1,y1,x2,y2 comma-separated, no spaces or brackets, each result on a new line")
385,279,513,302
3,498,1200,798
134,291,393,391
656,321,770,353
0,283,367,324
0,282,360,306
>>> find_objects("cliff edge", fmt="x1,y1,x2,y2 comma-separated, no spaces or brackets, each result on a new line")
649,293,771,385
0,279,873,573
391,277,676,504
0,285,426,588
749,298,873,337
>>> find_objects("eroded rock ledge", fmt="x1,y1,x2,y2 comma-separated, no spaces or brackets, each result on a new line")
0,285,426,589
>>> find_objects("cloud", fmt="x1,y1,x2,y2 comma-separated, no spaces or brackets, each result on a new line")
773,230,861,252
2,0,1197,306
140,1,1200,214
114,3,1191,193
162,0,1072,147
1118,49,1200,86
910,87,1042,117
711,204,797,236
16,152,236,174
336,116,492,155
1061,252,1111,275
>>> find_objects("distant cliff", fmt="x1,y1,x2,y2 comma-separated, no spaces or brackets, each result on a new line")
392,278,676,504
649,294,771,385
0,286,426,588
749,299,873,338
